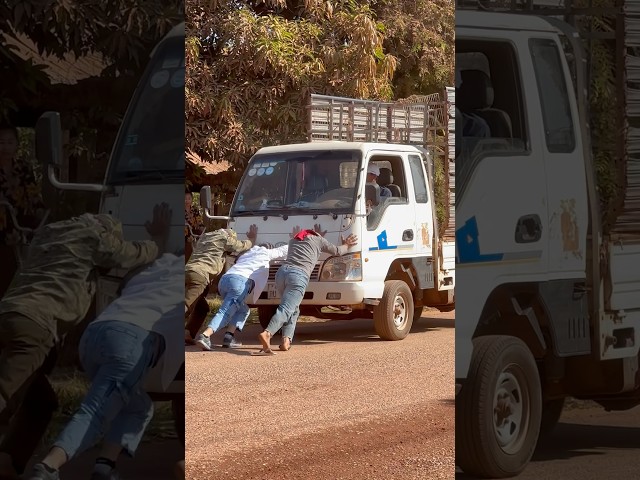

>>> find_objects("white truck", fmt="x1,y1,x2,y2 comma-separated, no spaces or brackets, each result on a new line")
35,23,186,440
201,91,456,340
456,2,640,477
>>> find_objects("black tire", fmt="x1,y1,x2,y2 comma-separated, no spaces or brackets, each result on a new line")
438,303,455,312
456,335,542,478
538,397,565,440
172,396,185,446
373,280,414,340
413,305,424,323
257,306,278,330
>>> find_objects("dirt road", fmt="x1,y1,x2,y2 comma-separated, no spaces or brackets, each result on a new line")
456,403,640,480
185,310,455,480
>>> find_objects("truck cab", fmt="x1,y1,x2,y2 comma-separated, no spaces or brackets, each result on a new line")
202,92,456,341
455,5,640,478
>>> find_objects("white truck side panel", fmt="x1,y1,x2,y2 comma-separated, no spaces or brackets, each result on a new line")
609,243,640,311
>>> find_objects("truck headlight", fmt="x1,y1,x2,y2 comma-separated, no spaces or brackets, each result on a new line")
320,253,362,281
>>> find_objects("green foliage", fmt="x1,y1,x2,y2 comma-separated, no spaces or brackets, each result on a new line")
186,0,454,190
432,155,448,232
1,1,182,220
375,0,455,98
575,0,618,227
186,0,396,176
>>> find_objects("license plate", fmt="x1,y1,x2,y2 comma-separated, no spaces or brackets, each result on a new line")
267,283,279,299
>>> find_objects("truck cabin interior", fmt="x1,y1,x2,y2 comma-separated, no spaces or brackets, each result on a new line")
456,40,528,172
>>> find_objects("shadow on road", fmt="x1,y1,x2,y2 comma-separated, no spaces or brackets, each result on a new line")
413,314,456,332
185,311,454,354
455,421,640,479
532,421,640,461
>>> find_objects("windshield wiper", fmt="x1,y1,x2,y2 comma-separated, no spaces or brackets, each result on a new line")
232,210,279,217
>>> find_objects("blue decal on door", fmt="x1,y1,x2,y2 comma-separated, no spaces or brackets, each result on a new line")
368,230,398,251
456,217,504,264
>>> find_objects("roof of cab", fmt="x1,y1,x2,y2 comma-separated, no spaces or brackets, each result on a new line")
150,22,184,58
456,10,559,33
255,141,424,155
165,22,185,39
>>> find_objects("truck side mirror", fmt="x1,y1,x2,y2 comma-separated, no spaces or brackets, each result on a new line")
198,185,229,221
200,186,212,211
35,112,63,168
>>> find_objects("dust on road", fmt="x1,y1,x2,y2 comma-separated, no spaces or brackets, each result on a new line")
185,310,455,479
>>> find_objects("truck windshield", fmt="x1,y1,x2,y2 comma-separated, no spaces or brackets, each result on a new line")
105,35,184,184
231,149,362,215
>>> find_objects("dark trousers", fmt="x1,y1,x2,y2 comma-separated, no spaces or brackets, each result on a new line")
184,271,213,339
0,313,58,474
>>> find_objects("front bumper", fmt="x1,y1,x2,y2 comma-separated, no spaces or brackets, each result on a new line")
250,280,383,307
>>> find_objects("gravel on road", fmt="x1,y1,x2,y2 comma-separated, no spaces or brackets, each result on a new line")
185,311,455,479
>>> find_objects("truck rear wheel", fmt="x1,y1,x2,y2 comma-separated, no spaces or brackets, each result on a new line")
457,335,541,478
374,280,414,340
257,306,278,330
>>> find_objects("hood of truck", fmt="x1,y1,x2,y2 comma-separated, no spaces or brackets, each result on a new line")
101,184,185,255
228,214,355,251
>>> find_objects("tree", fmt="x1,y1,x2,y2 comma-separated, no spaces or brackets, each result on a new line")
1,1,183,221
186,0,400,182
1,0,183,169
376,0,455,98
186,0,453,189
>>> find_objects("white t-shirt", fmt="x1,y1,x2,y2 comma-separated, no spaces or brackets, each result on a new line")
93,253,184,391
225,245,289,303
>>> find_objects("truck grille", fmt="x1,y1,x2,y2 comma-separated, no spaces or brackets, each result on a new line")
268,262,321,281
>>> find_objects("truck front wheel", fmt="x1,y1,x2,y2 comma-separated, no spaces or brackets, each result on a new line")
374,280,414,340
457,335,542,478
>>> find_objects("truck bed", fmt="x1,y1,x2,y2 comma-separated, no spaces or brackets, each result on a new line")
307,91,455,240
608,241,640,311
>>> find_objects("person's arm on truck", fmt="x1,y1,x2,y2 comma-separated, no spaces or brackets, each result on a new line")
95,203,172,270
268,244,289,260
224,224,258,254
319,233,358,256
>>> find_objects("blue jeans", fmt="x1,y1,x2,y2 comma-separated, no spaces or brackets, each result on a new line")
206,274,253,333
53,321,163,459
265,265,309,342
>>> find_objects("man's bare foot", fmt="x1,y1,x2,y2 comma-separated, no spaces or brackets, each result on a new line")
279,337,291,351
258,330,272,351
252,348,276,356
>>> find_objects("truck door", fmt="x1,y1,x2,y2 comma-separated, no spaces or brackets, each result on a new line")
529,37,588,279
407,152,433,258
362,153,416,281
455,36,549,279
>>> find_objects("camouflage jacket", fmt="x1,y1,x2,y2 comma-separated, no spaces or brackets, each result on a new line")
185,229,253,282
0,213,158,339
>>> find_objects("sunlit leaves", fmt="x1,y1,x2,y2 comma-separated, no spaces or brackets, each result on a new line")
186,0,453,191
186,0,400,187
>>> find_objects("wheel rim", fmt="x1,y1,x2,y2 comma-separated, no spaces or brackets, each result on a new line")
493,364,530,454
392,293,408,330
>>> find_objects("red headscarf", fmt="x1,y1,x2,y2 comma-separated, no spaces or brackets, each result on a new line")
293,229,319,241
